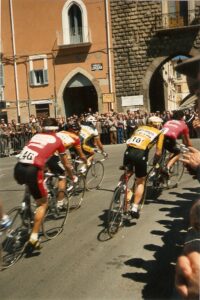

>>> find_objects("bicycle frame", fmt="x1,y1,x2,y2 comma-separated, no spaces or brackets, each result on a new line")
118,166,135,213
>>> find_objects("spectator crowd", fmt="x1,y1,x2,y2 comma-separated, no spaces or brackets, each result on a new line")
0,108,199,157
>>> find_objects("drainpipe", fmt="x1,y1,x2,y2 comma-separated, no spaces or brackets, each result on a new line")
0,0,3,101
9,0,20,122
0,0,2,54
105,0,113,110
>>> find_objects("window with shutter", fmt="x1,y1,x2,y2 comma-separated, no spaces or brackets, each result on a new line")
43,69,48,84
29,70,35,86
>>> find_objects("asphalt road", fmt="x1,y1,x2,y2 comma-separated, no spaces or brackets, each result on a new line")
0,140,200,300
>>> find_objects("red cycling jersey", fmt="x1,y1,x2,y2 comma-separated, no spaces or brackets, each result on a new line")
18,133,65,168
163,120,189,140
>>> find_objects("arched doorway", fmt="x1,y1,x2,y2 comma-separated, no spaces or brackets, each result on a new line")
149,67,165,112
63,73,98,117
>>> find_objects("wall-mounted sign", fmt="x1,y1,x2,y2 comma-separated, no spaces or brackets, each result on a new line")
102,93,115,103
91,63,103,71
121,95,143,107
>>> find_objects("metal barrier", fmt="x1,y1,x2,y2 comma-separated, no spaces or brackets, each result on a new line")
0,132,33,157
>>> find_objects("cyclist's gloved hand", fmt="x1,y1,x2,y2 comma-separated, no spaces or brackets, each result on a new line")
73,175,78,183
102,151,108,158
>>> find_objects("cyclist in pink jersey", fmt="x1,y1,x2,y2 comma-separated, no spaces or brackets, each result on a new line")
163,110,192,174
14,118,74,253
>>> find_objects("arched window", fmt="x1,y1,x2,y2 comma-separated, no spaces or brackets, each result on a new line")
62,0,89,45
68,4,83,43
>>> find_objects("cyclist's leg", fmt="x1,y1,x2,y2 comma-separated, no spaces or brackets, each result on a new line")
82,143,94,166
121,147,134,183
164,137,180,170
46,155,66,206
130,149,148,218
26,167,48,249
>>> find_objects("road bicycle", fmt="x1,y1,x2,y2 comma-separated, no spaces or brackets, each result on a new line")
107,166,144,238
79,150,107,191
0,174,69,269
144,146,185,199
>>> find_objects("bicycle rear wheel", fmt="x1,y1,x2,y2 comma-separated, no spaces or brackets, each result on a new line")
107,186,125,238
167,160,184,188
1,207,29,270
69,175,86,210
42,191,69,240
141,168,162,206
86,161,104,190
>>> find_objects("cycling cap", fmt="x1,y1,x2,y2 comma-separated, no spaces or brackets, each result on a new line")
64,122,81,132
42,118,59,130
148,116,163,125
86,115,97,126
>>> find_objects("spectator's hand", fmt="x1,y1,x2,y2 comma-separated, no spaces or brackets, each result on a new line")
180,147,200,170
175,252,200,299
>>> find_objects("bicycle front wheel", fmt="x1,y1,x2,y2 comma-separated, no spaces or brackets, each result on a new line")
107,186,125,238
86,161,104,191
69,175,86,210
1,207,29,270
167,160,184,188
42,192,69,240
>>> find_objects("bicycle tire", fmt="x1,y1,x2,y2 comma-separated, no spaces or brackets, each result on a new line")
42,190,69,240
69,175,86,210
86,160,104,191
1,206,30,270
167,160,184,189
107,185,125,238
142,167,162,205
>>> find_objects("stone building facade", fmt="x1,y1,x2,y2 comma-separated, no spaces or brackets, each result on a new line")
0,0,115,123
110,0,200,112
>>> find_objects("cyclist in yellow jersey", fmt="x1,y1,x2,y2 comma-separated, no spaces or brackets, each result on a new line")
122,116,164,219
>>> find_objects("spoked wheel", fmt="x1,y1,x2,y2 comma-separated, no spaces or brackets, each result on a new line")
86,161,104,191
167,160,184,189
107,186,125,238
1,207,29,270
42,191,69,240
69,175,86,210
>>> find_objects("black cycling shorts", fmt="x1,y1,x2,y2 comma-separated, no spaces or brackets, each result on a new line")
163,136,181,155
123,147,148,178
14,162,47,199
46,155,65,175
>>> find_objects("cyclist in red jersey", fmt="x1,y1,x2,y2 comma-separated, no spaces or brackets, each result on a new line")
14,118,74,253
46,122,87,184
163,110,192,174
56,122,87,164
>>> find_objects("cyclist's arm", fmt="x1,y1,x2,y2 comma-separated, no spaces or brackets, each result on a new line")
59,153,74,180
153,133,164,165
182,133,192,147
74,145,87,164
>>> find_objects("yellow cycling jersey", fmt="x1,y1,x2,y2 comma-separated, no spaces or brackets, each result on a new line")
126,125,164,151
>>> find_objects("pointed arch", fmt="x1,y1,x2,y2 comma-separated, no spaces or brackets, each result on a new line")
57,67,102,116
62,0,89,44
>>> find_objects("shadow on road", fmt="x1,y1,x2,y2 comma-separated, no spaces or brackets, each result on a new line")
121,186,199,299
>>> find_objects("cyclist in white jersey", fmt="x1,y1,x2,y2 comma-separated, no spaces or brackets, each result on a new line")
80,116,108,167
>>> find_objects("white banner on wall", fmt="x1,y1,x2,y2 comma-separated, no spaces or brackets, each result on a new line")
121,95,143,107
